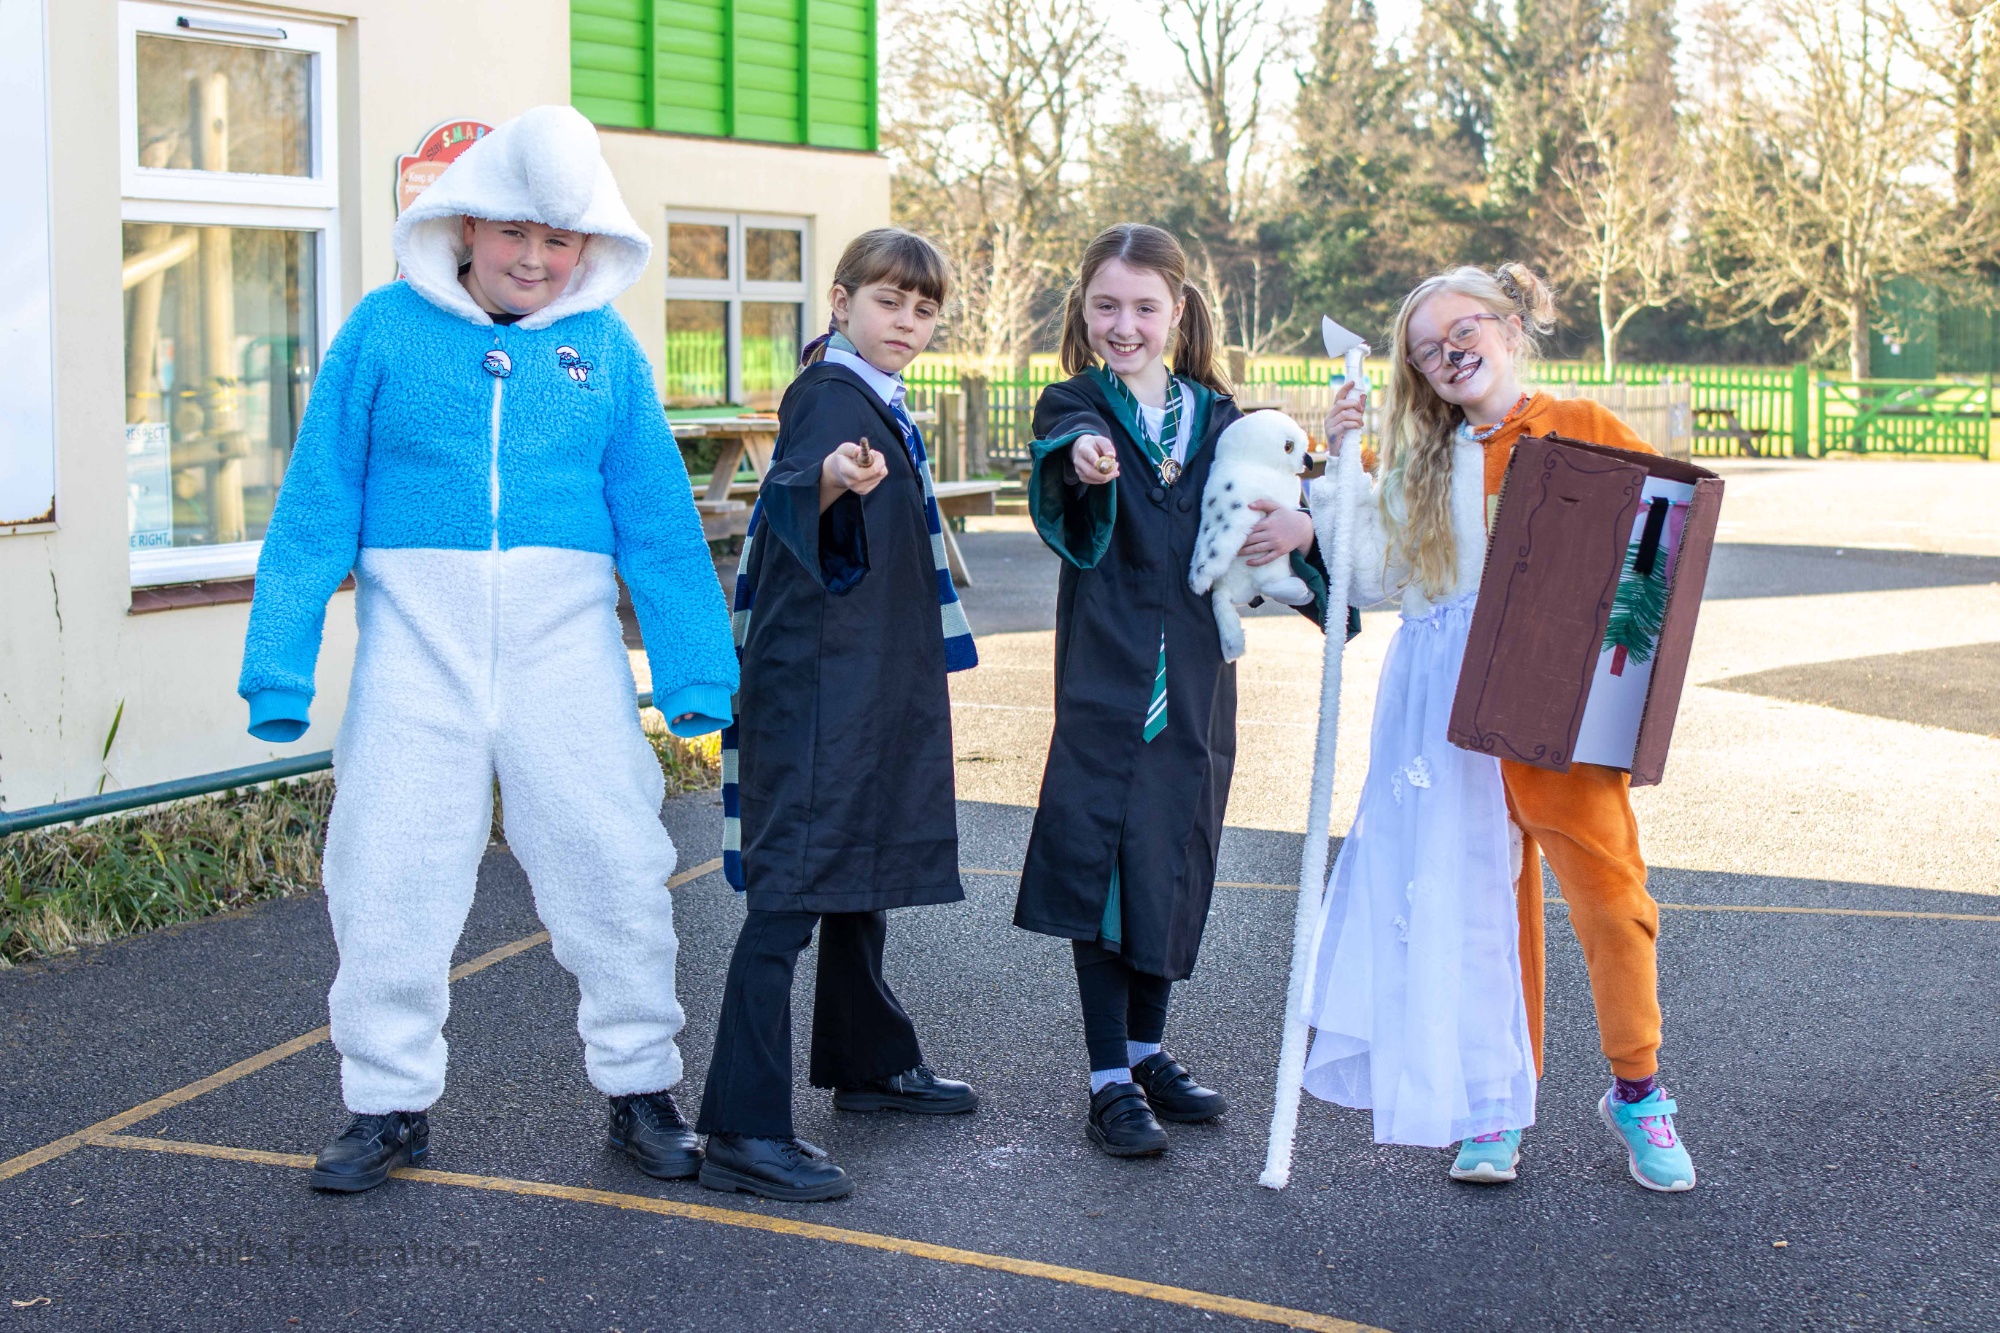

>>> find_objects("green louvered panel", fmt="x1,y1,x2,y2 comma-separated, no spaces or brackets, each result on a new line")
570,0,874,148
655,0,730,136
806,0,872,148
573,0,651,128
728,0,797,143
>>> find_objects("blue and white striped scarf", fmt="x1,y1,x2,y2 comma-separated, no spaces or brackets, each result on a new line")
721,344,977,889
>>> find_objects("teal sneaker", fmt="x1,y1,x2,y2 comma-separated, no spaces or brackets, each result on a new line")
1449,1128,1523,1183
1598,1087,1697,1192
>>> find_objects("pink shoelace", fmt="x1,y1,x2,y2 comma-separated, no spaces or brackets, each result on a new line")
1638,1115,1678,1149
1472,1130,1511,1144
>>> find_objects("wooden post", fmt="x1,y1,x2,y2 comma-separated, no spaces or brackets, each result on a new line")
963,374,990,477
937,390,963,481
1226,345,1248,389
195,71,247,543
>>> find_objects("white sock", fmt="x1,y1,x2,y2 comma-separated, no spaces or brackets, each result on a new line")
1127,1040,1163,1067
1090,1068,1134,1095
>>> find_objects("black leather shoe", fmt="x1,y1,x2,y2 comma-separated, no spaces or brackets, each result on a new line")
699,1134,853,1202
832,1064,978,1115
607,1090,703,1180
1132,1051,1229,1123
1087,1082,1169,1157
309,1111,428,1192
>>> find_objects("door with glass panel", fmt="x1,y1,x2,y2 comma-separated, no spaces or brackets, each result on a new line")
664,213,808,411
118,3,338,586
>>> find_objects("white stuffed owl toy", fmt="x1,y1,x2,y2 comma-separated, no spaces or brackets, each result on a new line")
1188,410,1315,662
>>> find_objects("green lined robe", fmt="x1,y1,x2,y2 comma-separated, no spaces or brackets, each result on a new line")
1011,371,1332,980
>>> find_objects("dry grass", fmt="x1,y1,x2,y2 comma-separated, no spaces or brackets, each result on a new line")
0,776,336,968
1,719,723,969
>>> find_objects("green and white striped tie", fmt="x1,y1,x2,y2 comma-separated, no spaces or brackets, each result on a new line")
1143,628,1168,742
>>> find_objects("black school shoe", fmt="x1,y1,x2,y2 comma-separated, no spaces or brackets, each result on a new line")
1087,1082,1170,1157
1131,1052,1229,1123
699,1134,854,1202
309,1111,429,1192
607,1090,703,1180
832,1065,979,1115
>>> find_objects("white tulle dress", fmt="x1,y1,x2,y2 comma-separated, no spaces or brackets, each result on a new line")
1301,430,1537,1147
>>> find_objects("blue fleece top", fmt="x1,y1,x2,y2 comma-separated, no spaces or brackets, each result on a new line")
238,280,738,742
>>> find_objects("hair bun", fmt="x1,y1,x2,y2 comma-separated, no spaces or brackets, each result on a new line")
1492,262,1557,335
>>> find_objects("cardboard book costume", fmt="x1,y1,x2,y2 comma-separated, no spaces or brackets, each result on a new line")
1449,434,1723,786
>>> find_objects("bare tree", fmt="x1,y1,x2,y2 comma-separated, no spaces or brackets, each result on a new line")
1693,0,1999,376
882,0,1116,365
1551,67,1684,372
1148,0,1304,351
1154,0,1288,215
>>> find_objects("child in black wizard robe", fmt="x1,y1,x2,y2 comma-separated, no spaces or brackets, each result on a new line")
697,230,980,1202
1015,224,1341,1158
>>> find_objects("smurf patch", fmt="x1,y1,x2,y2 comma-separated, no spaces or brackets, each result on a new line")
482,348,512,378
556,346,594,388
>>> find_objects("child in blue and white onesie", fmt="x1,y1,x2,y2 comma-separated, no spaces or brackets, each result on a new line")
238,106,737,1192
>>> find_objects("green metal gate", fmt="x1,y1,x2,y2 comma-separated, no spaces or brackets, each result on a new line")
1816,378,1996,457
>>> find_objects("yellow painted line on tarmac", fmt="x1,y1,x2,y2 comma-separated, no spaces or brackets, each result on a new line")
961,867,2000,922
0,859,724,1187
87,1133,1384,1333
1631,901,2000,924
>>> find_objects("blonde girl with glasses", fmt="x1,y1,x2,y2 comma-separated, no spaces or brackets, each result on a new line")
1301,262,1697,1194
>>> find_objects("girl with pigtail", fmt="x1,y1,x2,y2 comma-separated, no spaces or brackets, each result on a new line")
1015,224,1335,1157
1301,262,1698,1194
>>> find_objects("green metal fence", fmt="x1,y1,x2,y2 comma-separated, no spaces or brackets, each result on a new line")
893,356,1998,463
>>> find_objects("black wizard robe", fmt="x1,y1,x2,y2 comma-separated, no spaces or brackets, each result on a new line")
1013,369,1334,979
730,361,964,915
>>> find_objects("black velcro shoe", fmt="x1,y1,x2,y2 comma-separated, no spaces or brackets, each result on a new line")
699,1134,853,1202
832,1064,978,1115
1132,1051,1229,1123
1087,1082,1169,1157
309,1111,429,1193
608,1090,703,1180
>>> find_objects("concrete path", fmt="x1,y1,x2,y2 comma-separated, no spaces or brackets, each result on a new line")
2,456,1995,1331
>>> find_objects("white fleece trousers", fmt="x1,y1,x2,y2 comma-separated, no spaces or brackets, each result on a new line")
324,546,683,1113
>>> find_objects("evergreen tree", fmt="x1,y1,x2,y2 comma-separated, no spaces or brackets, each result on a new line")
1602,529,1670,674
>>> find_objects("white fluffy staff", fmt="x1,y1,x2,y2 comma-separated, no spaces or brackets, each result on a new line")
1259,317,1369,1190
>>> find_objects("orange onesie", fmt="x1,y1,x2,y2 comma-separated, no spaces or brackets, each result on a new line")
1479,392,1662,1081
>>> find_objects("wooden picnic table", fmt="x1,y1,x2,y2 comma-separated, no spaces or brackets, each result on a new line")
673,411,1002,585
1692,406,1770,457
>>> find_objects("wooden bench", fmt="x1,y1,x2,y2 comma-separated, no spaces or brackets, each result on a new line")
676,412,1005,582
1692,406,1771,457
930,479,1005,586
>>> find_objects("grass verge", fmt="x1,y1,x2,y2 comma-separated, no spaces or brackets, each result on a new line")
1,717,722,969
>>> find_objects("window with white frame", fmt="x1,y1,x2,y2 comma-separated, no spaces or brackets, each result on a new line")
664,213,809,411
119,2,339,587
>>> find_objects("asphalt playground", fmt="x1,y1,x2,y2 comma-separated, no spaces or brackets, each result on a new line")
2,458,1997,1332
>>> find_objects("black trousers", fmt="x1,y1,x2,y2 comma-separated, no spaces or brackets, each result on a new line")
1073,939,1173,1072
696,909,923,1138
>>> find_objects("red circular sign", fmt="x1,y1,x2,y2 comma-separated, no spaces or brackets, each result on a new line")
395,119,492,215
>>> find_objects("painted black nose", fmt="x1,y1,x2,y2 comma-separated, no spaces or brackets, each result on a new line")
1447,347,1468,365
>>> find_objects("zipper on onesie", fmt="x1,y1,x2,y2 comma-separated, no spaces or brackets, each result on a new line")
487,329,504,729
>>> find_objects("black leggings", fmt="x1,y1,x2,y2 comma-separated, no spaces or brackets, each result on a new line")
1073,940,1172,1072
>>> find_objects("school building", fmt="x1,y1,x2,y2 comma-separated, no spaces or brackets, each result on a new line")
0,0,890,809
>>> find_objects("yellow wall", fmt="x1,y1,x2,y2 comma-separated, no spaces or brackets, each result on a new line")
0,0,887,810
